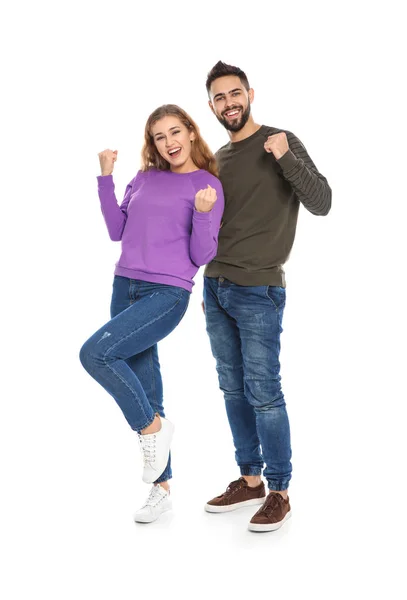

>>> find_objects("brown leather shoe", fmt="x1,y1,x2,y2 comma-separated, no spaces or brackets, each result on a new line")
248,492,291,532
205,477,266,513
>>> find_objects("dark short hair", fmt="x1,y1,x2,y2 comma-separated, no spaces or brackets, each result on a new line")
205,61,250,95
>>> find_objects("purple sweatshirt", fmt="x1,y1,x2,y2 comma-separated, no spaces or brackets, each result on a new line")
97,168,224,292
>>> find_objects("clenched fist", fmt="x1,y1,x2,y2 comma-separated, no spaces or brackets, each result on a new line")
264,132,289,160
195,184,217,213
98,149,118,176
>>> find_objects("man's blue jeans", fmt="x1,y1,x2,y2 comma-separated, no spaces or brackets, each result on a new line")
203,276,292,491
80,276,190,483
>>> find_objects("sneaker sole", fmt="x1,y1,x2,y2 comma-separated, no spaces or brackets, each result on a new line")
248,509,292,532
134,502,172,524
204,497,266,513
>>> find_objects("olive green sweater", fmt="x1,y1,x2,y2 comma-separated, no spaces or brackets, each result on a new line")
204,125,332,287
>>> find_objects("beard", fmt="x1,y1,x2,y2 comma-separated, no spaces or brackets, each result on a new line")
216,103,251,132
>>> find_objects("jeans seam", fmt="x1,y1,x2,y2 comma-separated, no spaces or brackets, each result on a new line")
104,361,152,428
265,286,277,310
103,296,184,358
148,347,157,411
265,285,286,311
178,296,190,320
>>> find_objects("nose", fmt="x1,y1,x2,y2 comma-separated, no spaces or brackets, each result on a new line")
226,92,238,104
224,98,238,111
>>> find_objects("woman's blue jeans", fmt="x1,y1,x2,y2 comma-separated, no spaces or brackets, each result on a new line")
80,276,190,482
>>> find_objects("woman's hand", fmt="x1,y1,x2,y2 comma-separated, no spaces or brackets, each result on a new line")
194,184,217,213
98,149,118,176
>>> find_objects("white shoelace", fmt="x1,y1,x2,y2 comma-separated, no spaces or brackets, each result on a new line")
142,486,167,508
138,433,156,466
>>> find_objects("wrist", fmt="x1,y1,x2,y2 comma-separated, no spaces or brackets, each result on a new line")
277,149,298,171
194,206,213,213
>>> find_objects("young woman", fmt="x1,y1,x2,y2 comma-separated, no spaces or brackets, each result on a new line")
79,104,224,523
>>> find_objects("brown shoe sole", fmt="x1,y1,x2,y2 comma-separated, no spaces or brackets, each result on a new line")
248,510,292,532
205,497,266,513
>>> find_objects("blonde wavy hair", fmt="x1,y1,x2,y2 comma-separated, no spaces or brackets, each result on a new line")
141,104,218,177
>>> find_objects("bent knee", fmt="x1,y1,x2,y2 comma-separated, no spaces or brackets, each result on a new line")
79,340,96,372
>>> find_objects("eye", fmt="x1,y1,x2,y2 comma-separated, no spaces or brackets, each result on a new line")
172,130,181,135
232,92,240,96
215,97,224,103
156,136,164,141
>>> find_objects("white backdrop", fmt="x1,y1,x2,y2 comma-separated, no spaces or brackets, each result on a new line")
1,1,406,598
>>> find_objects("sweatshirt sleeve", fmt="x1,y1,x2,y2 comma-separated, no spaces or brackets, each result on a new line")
189,177,225,267
276,132,332,216
97,173,138,241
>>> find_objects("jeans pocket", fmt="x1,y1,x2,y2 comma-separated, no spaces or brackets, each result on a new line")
165,286,190,302
266,285,286,310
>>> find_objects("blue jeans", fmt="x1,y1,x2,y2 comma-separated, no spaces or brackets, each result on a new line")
203,276,292,491
80,276,190,483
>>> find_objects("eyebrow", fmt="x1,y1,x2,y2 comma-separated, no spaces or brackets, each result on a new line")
213,88,242,100
154,126,180,137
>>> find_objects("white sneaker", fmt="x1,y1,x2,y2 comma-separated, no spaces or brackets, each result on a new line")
134,485,172,523
137,417,174,484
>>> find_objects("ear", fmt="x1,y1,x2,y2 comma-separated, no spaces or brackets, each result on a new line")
190,130,196,142
248,88,254,103
208,100,215,115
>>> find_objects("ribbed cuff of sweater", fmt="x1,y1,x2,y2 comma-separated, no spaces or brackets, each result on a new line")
193,208,213,221
97,174,114,185
277,149,299,172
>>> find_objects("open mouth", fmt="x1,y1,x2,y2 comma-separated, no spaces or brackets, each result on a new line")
168,147,182,159
224,108,241,120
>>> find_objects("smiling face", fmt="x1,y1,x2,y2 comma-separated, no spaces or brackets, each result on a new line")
151,115,196,173
208,75,253,132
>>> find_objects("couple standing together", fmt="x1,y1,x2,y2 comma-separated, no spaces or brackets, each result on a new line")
80,61,332,532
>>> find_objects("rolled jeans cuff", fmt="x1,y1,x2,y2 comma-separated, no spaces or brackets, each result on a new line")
155,471,172,484
133,412,156,434
240,466,262,476
267,480,290,491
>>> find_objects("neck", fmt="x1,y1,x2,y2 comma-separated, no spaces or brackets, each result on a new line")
228,117,261,143
170,158,199,174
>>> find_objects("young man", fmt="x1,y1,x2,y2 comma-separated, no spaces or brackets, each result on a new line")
202,61,331,532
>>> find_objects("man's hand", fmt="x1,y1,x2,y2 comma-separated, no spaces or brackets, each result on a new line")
201,300,205,314
195,185,217,213
264,133,289,160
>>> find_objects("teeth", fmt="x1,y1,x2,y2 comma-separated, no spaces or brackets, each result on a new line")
226,110,239,117
169,148,181,155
